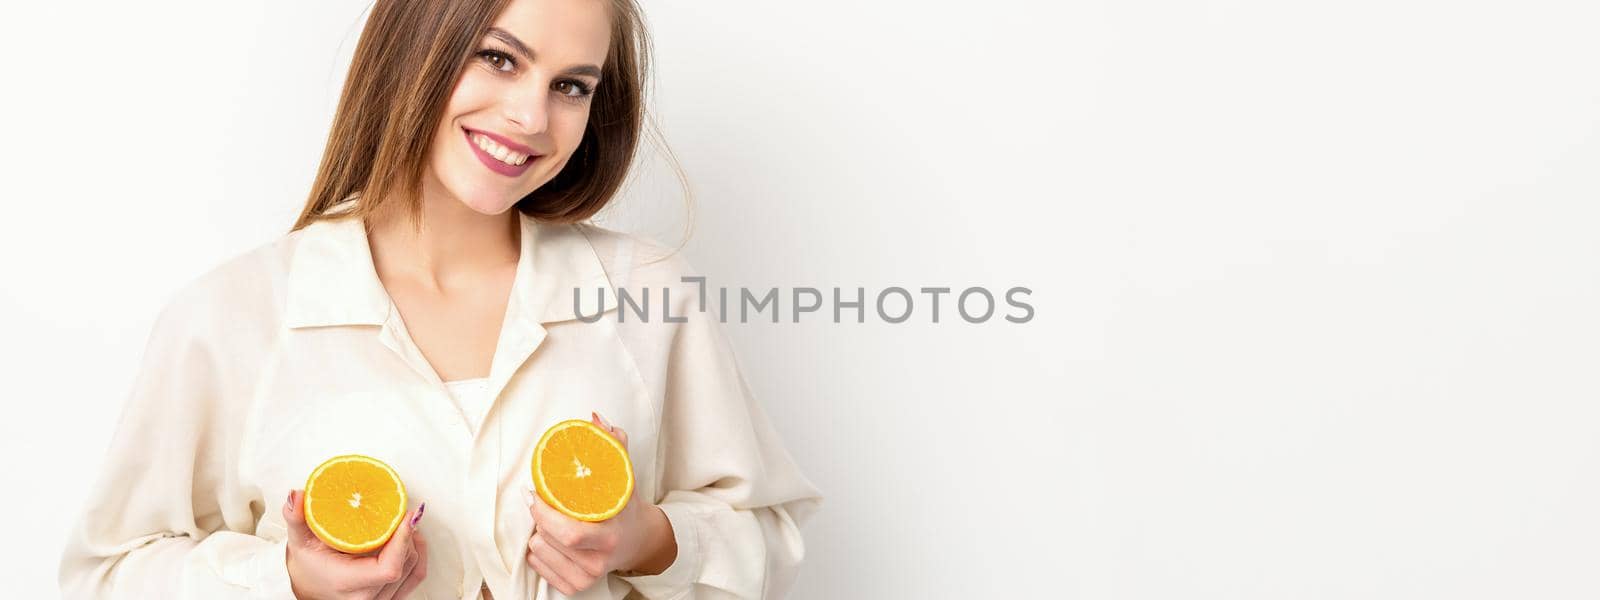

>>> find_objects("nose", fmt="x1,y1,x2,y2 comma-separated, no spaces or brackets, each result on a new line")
501,83,550,137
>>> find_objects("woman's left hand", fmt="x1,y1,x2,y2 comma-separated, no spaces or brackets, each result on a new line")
522,411,675,596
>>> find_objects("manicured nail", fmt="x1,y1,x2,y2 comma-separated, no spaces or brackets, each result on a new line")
287,490,294,505
410,503,426,528
523,488,535,506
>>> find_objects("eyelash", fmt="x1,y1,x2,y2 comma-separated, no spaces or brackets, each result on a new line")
475,49,597,100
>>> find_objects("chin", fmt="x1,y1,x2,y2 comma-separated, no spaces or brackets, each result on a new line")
441,174,527,215
427,154,537,216
457,193,521,215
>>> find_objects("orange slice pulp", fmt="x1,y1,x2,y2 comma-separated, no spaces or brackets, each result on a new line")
531,419,635,522
303,454,408,554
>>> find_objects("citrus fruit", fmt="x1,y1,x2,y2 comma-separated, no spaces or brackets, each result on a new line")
303,454,408,554
531,419,635,522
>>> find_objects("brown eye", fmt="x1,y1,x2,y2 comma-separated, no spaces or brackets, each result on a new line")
476,50,515,73
555,80,595,99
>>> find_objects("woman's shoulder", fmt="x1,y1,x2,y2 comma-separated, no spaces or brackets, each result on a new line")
570,221,703,290
149,231,301,344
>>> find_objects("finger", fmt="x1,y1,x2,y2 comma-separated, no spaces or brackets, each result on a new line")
524,528,601,576
526,487,594,549
375,577,401,600
528,537,582,596
282,489,320,550
394,531,430,599
527,486,562,528
526,503,609,559
535,532,600,591
525,477,616,556
362,504,423,588
591,411,627,449
533,529,608,578
527,545,575,596
374,544,419,600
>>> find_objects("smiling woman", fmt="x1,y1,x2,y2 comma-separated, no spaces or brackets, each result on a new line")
56,0,823,599
293,0,650,231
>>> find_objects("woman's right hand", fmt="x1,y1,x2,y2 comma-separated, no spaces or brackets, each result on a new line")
282,489,429,600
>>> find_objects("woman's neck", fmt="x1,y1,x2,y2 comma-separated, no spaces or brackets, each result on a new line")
364,188,521,293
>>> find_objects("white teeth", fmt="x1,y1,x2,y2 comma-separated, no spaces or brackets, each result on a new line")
471,133,532,167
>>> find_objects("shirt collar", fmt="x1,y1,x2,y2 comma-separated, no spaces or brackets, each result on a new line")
284,199,618,329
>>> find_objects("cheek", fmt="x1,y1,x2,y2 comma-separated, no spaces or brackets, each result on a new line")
440,73,499,131
552,104,593,155
429,76,494,166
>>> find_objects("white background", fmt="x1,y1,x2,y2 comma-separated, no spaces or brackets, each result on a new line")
3,0,1598,598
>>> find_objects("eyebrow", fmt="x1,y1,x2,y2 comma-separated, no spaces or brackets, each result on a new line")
485,27,603,78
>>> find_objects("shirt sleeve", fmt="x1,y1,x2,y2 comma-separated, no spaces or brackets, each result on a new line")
58,293,293,599
617,295,825,600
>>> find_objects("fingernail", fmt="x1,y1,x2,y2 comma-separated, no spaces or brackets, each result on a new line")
597,411,612,430
286,490,293,505
410,503,426,528
522,488,535,506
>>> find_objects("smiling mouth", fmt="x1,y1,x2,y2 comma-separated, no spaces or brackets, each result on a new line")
468,130,533,166
462,127,541,177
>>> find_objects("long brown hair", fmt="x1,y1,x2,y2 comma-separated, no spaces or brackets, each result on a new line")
291,0,688,237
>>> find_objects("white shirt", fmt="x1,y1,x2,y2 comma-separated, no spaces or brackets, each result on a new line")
444,377,493,436
57,199,824,599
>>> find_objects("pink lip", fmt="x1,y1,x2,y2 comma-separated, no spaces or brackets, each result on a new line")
463,127,540,177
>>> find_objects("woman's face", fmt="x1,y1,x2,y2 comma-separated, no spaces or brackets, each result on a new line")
424,0,612,215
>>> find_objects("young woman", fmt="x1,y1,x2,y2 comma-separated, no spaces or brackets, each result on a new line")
56,0,822,598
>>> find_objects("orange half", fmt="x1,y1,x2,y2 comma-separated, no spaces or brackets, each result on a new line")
531,419,635,522
303,454,408,554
